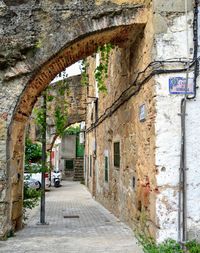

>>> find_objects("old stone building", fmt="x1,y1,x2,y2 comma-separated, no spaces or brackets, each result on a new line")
26,75,86,147
0,0,199,245
83,0,200,243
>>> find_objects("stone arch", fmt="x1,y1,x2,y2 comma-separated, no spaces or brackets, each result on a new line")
0,1,148,237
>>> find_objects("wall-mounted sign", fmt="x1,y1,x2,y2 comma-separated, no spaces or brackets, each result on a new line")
79,132,85,144
169,77,194,94
139,104,146,122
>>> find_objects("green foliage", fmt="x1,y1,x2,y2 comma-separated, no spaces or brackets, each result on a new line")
54,105,67,136
35,39,43,49
25,138,42,164
186,240,200,253
23,183,41,221
81,59,89,86
34,79,69,137
6,229,15,238
57,79,69,96
64,125,80,135
81,43,114,92
47,94,54,102
25,163,49,174
139,234,200,253
23,184,41,209
33,107,46,132
95,43,114,93
49,79,69,136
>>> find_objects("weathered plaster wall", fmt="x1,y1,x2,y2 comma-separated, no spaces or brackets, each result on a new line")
153,1,197,242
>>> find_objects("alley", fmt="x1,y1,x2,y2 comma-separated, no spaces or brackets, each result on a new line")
0,181,143,253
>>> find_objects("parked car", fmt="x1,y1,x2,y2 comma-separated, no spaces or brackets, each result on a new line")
24,163,50,188
24,177,41,190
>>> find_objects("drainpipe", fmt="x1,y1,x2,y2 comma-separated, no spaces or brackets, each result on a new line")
188,0,199,100
179,97,187,243
178,0,199,244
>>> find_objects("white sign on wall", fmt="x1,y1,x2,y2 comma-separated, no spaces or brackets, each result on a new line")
79,132,85,144
169,77,194,94
139,104,146,122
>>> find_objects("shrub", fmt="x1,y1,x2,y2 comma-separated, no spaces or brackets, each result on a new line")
25,138,42,164
139,234,200,253
23,182,41,221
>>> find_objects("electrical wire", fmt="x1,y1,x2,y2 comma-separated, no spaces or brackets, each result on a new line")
86,61,194,133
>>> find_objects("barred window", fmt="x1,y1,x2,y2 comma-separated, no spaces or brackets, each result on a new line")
90,155,92,177
105,156,108,182
114,142,120,168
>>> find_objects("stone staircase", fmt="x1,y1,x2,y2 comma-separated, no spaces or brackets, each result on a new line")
73,158,84,181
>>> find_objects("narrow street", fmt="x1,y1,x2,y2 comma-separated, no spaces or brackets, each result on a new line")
0,181,143,253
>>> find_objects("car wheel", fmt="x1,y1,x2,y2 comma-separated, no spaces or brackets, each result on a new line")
37,181,41,190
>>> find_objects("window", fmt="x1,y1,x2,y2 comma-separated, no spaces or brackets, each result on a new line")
105,156,108,182
95,98,98,122
114,142,120,167
90,155,92,177
65,159,74,171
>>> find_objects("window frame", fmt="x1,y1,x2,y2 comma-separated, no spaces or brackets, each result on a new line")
113,141,120,168
104,155,109,182
89,155,92,177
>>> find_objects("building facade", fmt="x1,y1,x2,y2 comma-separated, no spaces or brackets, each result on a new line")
84,1,200,242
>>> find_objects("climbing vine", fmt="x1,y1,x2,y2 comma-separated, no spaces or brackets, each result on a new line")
54,105,67,136
81,43,114,93
33,107,46,132
53,79,69,135
81,59,89,87
34,78,69,137
95,43,114,92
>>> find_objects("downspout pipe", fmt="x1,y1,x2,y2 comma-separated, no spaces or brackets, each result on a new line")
178,0,189,245
187,0,199,100
178,0,199,244
179,97,187,243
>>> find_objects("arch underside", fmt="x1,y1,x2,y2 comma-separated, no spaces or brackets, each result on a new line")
14,24,145,123
4,5,147,236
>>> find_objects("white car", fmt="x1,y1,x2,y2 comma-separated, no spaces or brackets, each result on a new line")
24,163,50,188
24,177,41,190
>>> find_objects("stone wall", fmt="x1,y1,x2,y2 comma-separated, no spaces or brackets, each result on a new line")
27,75,87,149
84,0,200,243
0,0,148,237
84,21,158,236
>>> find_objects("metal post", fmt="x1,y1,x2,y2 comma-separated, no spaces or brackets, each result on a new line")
40,93,47,224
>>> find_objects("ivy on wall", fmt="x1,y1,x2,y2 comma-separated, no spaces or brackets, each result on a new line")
34,43,114,137
95,43,114,92
81,59,89,87
81,43,114,93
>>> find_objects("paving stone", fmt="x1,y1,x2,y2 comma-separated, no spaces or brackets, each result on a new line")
0,181,143,253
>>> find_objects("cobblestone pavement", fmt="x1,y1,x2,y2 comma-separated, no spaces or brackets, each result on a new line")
0,181,143,253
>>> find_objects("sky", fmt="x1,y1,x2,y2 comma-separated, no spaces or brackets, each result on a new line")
51,61,82,84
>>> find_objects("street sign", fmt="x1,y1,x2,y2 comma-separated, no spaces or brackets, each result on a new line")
139,104,146,122
169,77,194,94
